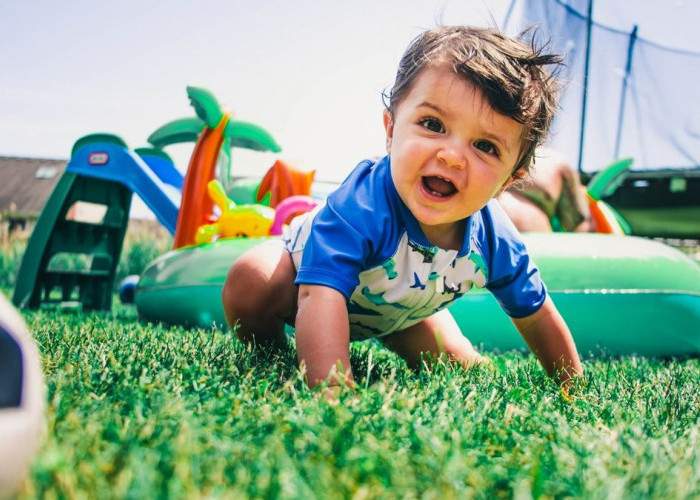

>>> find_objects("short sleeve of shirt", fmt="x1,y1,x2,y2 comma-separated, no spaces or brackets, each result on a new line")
482,201,547,318
294,159,394,301
295,201,372,299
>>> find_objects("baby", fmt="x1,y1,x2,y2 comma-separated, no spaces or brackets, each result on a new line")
222,26,583,390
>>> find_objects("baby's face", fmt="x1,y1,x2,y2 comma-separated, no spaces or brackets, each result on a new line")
385,65,524,247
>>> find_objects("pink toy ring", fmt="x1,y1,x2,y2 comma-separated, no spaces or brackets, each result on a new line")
270,195,318,235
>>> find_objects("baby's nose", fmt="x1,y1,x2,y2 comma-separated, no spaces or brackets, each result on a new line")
436,144,467,169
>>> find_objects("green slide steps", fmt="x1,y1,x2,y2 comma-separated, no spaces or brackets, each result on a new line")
13,131,181,311
12,161,132,310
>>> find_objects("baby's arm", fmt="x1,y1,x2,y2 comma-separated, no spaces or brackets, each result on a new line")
511,296,583,384
295,284,353,389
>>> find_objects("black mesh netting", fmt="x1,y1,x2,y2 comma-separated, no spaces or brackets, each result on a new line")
506,0,700,173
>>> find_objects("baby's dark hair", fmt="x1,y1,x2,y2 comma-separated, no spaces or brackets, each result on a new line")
384,26,564,173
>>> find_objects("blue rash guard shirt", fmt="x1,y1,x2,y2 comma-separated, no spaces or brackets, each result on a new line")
282,156,546,340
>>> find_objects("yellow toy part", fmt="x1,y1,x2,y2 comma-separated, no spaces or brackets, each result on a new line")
195,180,275,243
194,224,220,245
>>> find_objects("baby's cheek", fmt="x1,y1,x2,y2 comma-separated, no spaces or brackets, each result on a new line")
402,139,430,157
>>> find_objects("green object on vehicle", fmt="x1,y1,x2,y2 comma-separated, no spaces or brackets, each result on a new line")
587,157,633,200
135,233,700,358
601,168,700,239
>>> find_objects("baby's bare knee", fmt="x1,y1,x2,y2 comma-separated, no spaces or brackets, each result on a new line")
222,258,267,330
221,244,297,345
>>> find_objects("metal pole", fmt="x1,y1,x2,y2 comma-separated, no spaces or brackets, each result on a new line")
614,25,639,159
577,0,594,173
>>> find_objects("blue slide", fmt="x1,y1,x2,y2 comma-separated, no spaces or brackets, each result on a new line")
135,147,184,190
67,137,181,234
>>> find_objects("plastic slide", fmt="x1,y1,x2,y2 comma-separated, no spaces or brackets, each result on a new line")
135,147,184,190
68,134,180,234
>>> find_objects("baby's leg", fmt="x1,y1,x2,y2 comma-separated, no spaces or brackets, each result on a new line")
221,240,298,347
381,309,488,370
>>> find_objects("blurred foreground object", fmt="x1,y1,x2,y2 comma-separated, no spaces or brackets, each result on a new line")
0,293,44,498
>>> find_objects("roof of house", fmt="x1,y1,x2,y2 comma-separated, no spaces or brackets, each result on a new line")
0,156,68,215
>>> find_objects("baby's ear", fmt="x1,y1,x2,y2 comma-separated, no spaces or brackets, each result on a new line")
383,109,394,152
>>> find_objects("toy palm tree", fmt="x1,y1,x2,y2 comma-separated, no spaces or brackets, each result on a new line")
147,86,281,248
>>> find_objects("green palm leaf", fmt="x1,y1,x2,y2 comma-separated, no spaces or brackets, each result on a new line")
186,86,224,127
147,117,205,148
224,120,282,153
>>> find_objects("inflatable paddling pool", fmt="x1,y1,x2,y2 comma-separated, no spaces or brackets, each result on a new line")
135,233,700,358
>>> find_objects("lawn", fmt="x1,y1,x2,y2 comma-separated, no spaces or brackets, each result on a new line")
13,303,700,499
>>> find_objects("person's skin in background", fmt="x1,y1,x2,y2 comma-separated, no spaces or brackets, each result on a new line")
498,148,595,232
222,26,583,395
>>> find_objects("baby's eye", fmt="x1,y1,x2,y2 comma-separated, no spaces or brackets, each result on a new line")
475,140,499,157
418,117,445,133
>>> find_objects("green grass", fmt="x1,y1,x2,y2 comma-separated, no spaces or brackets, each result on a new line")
14,305,700,499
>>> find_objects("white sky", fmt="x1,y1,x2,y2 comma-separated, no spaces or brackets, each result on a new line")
2,1,697,218
0,0,514,185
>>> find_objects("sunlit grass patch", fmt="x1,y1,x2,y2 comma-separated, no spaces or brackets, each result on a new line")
15,307,700,499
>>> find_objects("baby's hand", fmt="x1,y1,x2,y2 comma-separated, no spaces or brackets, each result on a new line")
466,354,495,375
316,368,357,403
318,382,361,406
558,372,585,402
322,384,344,404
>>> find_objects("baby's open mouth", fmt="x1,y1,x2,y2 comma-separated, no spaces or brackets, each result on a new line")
422,176,457,197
